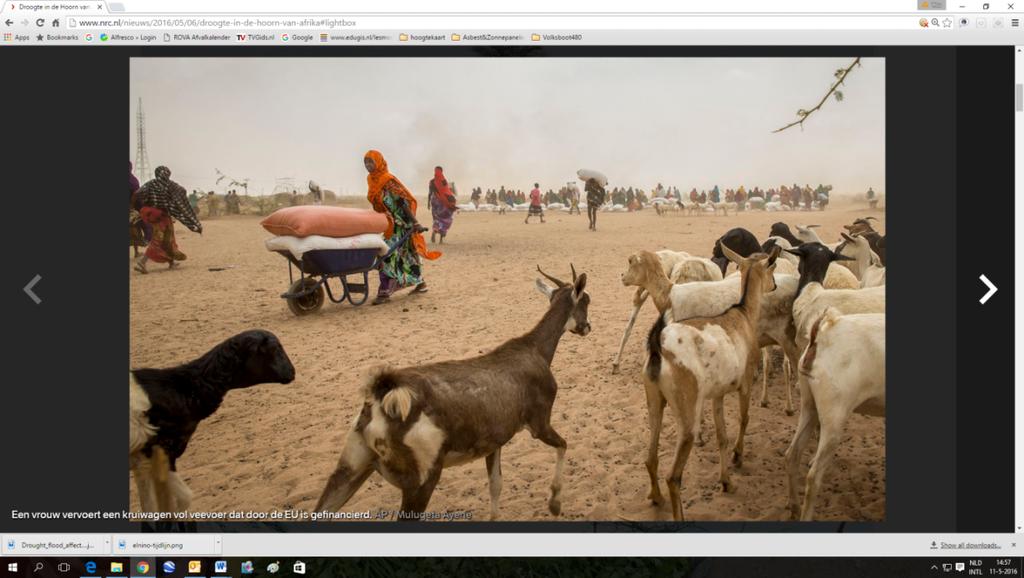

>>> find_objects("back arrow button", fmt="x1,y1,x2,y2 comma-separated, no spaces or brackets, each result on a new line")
24,274,42,305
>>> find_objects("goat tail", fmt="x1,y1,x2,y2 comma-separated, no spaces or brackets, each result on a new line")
645,314,667,382
381,387,416,422
365,366,416,422
801,307,842,375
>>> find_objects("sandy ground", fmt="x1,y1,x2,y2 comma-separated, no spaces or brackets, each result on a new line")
129,199,885,522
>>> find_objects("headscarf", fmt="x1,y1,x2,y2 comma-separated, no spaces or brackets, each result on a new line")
432,167,457,209
137,166,202,233
364,150,440,261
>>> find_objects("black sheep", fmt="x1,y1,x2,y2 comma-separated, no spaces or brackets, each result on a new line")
129,329,295,512
710,228,761,276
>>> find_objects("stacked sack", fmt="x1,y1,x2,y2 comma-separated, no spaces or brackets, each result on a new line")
261,206,390,260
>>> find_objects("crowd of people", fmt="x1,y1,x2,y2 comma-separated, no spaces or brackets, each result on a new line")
461,181,837,214
130,152,862,317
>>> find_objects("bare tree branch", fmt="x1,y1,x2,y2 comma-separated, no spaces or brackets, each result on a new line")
773,57,862,133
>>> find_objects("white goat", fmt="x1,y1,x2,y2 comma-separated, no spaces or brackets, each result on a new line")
785,308,885,520
841,233,886,288
612,250,722,374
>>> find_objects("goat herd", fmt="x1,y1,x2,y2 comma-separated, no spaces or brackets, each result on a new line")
129,216,886,523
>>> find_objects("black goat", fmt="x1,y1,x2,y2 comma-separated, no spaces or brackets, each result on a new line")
768,222,803,248
129,329,295,512
711,227,761,276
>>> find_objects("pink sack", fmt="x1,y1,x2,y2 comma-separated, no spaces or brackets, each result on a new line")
260,206,388,238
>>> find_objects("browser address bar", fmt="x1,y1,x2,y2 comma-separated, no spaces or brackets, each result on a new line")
66,15,928,30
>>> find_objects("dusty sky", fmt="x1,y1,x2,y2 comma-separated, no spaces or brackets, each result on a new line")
129,57,884,197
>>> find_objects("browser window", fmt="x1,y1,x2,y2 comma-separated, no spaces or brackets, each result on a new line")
0,0,1019,574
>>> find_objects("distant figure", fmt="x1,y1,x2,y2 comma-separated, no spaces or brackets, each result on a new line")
364,150,440,305
309,180,323,205
585,177,606,231
129,162,150,256
133,166,202,274
525,183,545,224
188,190,200,213
568,183,581,215
816,184,831,211
428,166,458,244
225,190,241,215
207,191,220,216
710,185,720,203
867,186,878,209
470,187,482,209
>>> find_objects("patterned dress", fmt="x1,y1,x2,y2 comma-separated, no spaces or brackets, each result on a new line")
378,182,424,295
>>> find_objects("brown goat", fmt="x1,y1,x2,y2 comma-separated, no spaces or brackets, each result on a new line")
315,266,591,521
644,246,774,521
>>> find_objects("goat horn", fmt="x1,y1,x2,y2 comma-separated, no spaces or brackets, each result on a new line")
537,265,567,288
865,216,878,221
570,263,578,283
721,243,744,266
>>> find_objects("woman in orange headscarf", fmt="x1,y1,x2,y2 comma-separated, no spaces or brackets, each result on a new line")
365,150,441,305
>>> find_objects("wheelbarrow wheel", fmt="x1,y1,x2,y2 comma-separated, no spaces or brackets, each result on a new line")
286,278,324,316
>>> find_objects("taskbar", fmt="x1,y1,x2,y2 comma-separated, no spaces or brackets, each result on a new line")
0,556,1022,577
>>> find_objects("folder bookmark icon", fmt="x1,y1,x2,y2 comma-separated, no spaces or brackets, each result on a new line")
399,33,408,41
451,33,461,41
531,33,541,41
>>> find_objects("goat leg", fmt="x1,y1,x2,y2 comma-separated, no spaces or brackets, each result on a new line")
801,414,846,521
785,374,819,520
781,341,801,417
131,455,159,513
532,423,568,517
643,380,666,506
398,465,442,521
733,377,753,468
759,348,771,408
666,422,696,522
485,448,503,521
314,430,375,513
612,290,648,374
712,397,736,493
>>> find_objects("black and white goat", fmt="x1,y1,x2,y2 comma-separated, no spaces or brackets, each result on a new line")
315,266,591,521
130,329,296,512
843,217,886,266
